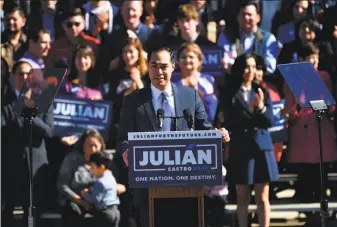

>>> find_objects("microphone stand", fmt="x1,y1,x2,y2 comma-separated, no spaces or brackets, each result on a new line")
21,107,38,227
309,100,329,227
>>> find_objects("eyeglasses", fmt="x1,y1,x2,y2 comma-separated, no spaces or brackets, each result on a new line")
66,21,81,28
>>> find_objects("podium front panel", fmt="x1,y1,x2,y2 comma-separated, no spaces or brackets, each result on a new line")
128,130,223,188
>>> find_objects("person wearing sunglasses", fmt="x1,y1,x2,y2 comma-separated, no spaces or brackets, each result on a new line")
45,7,100,69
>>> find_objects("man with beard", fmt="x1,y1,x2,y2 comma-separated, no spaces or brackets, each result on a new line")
18,30,51,69
1,7,28,61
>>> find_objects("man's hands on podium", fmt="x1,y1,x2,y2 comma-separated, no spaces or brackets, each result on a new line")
123,151,129,167
217,127,230,143
122,128,231,166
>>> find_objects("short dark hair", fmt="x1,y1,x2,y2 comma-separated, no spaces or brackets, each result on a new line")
89,152,113,168
254,54,266,72
6,7,25,18
61,7,84,22
148,47,175,64
28,29,50,43
297,42,320,59
237,0,261,14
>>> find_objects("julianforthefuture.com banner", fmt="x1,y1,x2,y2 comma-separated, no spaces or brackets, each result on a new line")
128,130,223,188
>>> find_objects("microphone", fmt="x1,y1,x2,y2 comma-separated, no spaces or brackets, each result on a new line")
157,109,165,129
183,109,194,130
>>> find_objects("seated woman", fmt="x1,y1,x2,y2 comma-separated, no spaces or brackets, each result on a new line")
62,45,103,100
176,42,218,123
57,128,125,227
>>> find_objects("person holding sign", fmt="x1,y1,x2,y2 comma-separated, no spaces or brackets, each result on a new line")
62,45,103,100
176,42,218,123
283,42,337,202
116,47,230,227
224,53,279,227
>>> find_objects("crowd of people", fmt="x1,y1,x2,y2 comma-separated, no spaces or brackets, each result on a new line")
1,0,337,227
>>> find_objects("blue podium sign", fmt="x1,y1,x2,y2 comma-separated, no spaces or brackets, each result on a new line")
128,130,223,188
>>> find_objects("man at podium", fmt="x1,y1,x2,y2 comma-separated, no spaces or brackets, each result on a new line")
116,47,230,227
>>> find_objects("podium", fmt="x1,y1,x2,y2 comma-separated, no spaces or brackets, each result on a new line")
128,130,223,227
148,187,204,227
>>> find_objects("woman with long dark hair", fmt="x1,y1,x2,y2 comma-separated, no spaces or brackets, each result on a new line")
63,45,103,100
57,128,125,227
224,53,279,227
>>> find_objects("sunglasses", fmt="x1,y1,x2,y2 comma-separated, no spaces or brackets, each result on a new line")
66,21,81,28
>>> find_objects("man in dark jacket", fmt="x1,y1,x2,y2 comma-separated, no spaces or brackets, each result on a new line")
1,61,54,226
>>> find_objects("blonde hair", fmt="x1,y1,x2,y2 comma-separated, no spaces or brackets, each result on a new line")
177,42,203,71
176,4,199,21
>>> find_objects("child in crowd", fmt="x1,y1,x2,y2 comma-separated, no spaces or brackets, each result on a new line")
80,152,122,227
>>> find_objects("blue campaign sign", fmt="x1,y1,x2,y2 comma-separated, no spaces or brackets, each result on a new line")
128,131,223,188
170,46,224,84
52,95,112,139
171,46,223,71
269,99,288,142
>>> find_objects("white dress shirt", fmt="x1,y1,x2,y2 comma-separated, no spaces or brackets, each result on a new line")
151,83,175,117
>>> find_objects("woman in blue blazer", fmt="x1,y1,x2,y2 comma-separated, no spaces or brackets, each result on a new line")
223,53,279,227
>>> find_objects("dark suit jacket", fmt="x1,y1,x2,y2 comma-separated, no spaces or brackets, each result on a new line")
1,92,54,179
224,83,274,152
115,83,213,226
115,83,214,227
116,83,214,154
